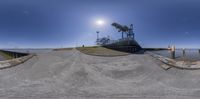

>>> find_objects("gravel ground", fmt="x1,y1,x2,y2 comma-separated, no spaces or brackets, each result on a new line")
0,49,200,99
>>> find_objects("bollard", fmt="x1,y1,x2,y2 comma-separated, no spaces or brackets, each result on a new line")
171,45,175,59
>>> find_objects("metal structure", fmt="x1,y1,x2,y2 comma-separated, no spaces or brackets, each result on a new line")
96,31,100,45
127,24,134,39
96,22,142,53
111,22,135,40
96,31,111,45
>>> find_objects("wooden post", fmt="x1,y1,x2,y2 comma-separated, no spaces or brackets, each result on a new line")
183,48,186,57
171,45,175,59
122,32,124,39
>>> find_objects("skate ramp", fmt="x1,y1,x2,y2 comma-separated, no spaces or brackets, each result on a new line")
0,49,200,98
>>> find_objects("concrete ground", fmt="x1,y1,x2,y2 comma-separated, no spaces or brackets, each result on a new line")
0,49,200,99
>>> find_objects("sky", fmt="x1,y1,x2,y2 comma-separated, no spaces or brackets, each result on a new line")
0,0,200,48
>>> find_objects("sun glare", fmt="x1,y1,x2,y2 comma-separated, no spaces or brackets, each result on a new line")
96,19,105,26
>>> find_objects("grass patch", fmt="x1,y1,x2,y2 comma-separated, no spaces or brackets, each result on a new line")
0,51,13,60
76,46,130,57
53,48,73,51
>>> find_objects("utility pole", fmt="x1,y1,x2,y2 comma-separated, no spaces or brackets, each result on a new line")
129,24,134,39
96,31,100,45
171,45,176,59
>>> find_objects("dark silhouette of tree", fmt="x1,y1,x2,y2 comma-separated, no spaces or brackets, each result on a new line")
99,37,110,45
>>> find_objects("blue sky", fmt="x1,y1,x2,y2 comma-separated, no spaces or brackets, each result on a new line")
0,0,200,48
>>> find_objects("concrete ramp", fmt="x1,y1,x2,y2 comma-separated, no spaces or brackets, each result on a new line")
0,49,200,98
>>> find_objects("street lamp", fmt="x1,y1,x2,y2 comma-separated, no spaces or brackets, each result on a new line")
95,19,105,45
96,31,100,45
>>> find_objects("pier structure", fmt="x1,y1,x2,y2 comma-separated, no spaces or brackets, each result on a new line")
170,45,176,59
96,22,142,53
182,48,186,57
0,50,28,59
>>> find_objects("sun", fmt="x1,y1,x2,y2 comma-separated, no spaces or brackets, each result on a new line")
96,19,105,26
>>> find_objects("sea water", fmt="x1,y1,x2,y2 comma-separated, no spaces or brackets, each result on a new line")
150,49,200,61
0,49,53,61
2,49,53,54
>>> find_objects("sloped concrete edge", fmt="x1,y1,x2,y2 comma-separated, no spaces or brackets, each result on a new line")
0,54,36,70
146,51,200,70
76,48,130,57
78,52,130,57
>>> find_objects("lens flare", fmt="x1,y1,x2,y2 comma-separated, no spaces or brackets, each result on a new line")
96,19,105,26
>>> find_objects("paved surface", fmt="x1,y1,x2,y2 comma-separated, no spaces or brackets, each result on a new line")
0,49,200,99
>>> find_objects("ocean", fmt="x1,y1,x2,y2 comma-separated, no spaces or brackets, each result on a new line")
150,49,200,61
2,49,53,54
0,49,53,61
